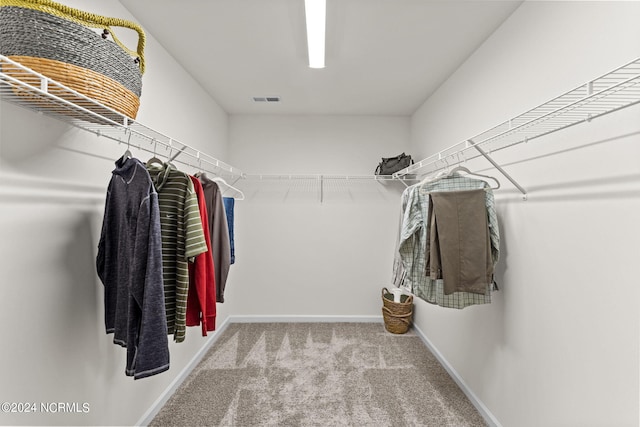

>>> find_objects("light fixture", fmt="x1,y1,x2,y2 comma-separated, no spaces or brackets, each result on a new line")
304,0,326,68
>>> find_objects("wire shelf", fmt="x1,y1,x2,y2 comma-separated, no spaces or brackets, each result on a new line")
0,55,244,179
2,54,639,199
395,56,640,179
243,174,400,181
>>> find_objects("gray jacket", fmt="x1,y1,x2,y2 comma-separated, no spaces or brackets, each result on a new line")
97,156,169,379
196,173,231,303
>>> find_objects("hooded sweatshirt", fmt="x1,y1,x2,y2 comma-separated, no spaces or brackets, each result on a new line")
96,156,169,379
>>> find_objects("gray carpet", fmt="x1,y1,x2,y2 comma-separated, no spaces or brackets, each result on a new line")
150,322,487,427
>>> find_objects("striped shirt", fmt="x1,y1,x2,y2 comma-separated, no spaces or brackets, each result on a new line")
147,163,207,342
395,174,500,309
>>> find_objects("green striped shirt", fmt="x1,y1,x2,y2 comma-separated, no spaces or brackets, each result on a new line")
147,163,207,342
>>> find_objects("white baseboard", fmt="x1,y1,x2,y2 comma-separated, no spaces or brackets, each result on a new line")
135,317,232,427
411,323,502,427
230,314,384,323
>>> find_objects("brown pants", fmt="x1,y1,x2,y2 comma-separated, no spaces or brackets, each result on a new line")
426,189,493,295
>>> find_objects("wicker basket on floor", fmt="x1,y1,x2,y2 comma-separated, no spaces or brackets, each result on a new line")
381,287,413,334
0,0,146,120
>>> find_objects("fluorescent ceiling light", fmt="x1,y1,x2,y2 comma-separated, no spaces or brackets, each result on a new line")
304,0,326,68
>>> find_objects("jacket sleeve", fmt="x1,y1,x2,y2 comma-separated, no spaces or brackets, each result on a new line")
200,204,217,333
128,191,170,379
212,185,231,303
484,188,500,266
96,184,112,286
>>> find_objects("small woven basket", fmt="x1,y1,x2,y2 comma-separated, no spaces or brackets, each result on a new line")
0,0,146,119
382,287,413,315
382,307,412,334
381,287,413,334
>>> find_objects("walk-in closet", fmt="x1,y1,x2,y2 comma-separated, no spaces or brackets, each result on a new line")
1,1,639,426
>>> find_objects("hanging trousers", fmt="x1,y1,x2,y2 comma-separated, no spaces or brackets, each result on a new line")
426,189,493,295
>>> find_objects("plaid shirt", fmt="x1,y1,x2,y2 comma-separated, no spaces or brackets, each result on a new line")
394,174,500,309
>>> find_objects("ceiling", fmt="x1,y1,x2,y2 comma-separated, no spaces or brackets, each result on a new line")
119,0,522,116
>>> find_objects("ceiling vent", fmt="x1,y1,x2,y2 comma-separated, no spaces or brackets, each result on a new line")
252,96,281,103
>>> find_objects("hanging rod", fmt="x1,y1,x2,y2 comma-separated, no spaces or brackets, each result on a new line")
243,174,418,202
243,174,403,181
0,55,244,180
394,56,640,190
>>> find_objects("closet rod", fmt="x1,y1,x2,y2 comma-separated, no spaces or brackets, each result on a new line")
243,174,418,202
0,55,244,179
394,56,640,183
243,174,413,181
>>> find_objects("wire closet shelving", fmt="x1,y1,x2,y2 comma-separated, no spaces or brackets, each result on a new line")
1,54,640,202
0,55,243,181
393,56,640,199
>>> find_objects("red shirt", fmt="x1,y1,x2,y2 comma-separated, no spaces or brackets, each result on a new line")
186,176,217,335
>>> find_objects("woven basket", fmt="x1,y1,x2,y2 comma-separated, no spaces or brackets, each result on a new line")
382,307,412,334
0,0,145,119
382,287,413,315
381,287,413,334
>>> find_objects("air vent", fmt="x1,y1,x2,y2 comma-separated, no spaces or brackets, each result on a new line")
252,96,281,103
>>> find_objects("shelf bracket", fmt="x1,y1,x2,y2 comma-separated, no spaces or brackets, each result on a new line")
168,140,188,163
467,140,528,200
398,178,410,188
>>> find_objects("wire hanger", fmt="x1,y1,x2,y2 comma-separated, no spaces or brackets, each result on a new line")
123,130,133,159
146,139,164,167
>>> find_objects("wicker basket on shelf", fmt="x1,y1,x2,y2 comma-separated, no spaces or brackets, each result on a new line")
0,0,146,120
381,287,413,334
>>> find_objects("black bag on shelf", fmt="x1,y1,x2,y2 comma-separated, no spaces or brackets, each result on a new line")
375,153,413,176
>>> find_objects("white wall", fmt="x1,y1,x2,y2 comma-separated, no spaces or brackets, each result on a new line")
226,115,411,317
410,2,640,426
3,1,639,426
0,1,236,425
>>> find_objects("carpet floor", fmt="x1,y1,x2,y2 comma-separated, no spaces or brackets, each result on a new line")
150,322,487,427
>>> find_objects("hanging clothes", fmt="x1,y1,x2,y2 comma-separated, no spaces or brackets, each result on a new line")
96,155,169,379
147,162,208,343
223,196,235,265
394,172,500,309
186,175,217,335
196,173,231,303
427,189,493,295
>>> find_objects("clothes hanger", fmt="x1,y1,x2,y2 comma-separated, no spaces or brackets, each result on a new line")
419,169,448,185
447,165,501,189
211,176,245,200
418,158,451,185
193,154,244,200
194,156,208,180
146,139,164,167
122,130,132,159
